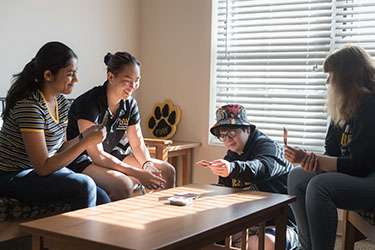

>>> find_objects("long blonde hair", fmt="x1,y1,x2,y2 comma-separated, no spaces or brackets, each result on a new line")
324,44,375,127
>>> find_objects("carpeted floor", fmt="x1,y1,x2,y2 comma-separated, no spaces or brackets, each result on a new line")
335,235,375,250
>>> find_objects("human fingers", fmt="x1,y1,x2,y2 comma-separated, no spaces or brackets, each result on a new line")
284,150,295,162
312,155,319,173
208,165,222,176
300,154,309,170
210,159,224,166
151,173,166,188
305,153,315,172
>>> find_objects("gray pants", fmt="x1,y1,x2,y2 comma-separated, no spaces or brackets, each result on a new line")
288,166,375,250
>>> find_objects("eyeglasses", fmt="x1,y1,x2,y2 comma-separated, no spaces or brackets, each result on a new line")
217,129,238,142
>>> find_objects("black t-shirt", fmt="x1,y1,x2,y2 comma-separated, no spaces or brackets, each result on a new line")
67,81,140,155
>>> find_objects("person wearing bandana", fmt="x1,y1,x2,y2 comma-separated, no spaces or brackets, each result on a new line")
209,104,300,250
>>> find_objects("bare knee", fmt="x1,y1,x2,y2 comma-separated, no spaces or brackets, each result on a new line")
159,162,175,188
107,176,134,201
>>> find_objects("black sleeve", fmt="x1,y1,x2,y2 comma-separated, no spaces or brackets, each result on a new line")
337,96,375,177
324,122,341,157
226,141,291,184
73,93,101,125
67,90,102,140
128,98,140,125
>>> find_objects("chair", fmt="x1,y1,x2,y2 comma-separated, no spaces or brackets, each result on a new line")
342,210,375,250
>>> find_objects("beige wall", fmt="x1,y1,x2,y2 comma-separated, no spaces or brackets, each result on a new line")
0,0,224,184
0,0,140,97
138,0,226,184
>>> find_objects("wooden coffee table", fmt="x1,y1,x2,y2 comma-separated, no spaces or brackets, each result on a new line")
21,184,295,250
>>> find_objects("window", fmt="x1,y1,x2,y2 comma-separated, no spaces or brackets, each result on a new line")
210,0,375,152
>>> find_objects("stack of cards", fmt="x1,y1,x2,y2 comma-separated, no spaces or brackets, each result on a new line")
174,192,200,199
168,192,200,206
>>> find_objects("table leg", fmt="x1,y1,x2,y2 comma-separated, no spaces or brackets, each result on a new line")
225,235,232,248
155,144,169,162
32,235,46,250
275,206,287,250
258,222,265,250
182,149,192,185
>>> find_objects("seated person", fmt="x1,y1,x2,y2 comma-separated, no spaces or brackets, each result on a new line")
66,51,175,201
285,44,375,250
0,41,110,210
208,104,300,250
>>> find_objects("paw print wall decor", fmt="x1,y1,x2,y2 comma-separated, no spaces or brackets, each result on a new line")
146,99,181,139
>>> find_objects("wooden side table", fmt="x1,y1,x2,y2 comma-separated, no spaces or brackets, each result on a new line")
144,138,201,185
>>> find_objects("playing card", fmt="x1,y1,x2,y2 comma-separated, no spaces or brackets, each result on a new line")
283,127,288,145
196,160,211,167
174,192,200,199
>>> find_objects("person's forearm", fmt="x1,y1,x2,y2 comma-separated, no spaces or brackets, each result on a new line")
58,134,81,152
39,137,89,176
132,143,151,165
90,149,143,177
317,154,337,172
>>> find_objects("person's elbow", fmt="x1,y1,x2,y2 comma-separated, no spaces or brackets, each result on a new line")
33,166,51,176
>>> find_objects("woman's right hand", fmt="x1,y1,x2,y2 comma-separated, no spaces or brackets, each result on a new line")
284,145,307,163
138,169,166,190
81,125,107,145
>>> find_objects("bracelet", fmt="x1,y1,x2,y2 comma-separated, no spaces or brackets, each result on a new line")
79,133,84,141
142,160,153,170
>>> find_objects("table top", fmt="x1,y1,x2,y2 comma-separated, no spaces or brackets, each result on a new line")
147,140,201,153
21,184,295,250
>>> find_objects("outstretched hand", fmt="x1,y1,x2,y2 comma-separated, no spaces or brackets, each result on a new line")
209,159,231,177
284,145,307,163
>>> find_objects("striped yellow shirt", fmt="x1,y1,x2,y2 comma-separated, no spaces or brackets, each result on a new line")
0,91,70,171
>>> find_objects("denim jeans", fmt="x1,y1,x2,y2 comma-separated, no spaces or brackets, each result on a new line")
0,167,110,210
288,166,375,250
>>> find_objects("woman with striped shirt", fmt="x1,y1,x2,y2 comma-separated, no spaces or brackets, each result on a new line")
0,41,110,210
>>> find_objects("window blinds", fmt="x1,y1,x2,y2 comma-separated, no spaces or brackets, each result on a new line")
211,0,375,152
334,0,375,54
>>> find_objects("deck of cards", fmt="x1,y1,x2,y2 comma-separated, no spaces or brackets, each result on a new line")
168,196,193,206
168,192,200,206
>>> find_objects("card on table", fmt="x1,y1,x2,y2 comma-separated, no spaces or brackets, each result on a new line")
168,196,193,206
174,192,200,199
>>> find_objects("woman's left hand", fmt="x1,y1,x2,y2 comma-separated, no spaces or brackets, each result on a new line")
301,152,320,173
209,159,231,177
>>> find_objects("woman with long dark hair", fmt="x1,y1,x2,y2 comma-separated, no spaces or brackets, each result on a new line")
0,41,110,210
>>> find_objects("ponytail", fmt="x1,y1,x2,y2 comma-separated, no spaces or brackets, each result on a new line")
2,41,77,119
3,59,42,119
